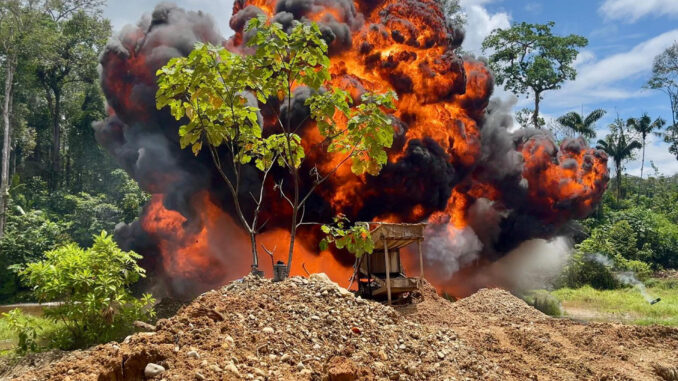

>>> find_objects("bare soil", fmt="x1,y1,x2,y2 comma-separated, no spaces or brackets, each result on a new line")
5,275,678,381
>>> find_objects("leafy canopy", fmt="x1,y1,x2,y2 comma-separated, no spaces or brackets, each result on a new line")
156,16,396,177
320,215,374,258
557,109,606,139
482,22,587,98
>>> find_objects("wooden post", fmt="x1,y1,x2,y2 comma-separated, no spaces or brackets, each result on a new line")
418,239,424,287
384,240,392,305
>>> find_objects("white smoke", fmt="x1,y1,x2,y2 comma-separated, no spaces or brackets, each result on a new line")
423,225,483,280
585,253,655,303
492,236,573,291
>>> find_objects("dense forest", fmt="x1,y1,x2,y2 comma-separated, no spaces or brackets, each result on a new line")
0,0,148,302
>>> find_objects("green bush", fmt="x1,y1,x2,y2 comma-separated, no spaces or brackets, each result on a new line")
0,208,70,303
108,169,150,223
560,251,620,290
15,232,155,349
522,291,562,317
620,259,653,280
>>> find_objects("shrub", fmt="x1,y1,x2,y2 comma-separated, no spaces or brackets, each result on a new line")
620,259,653,280
108,169,150,223
16,232,155,349
522,291,562,317
0,208,70,303
1,309,39,355
559,251,620,290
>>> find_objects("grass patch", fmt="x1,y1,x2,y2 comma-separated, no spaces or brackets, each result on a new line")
0,313,64,356
553,278,678,326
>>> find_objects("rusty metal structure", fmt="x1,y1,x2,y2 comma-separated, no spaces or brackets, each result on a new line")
357,223,426,305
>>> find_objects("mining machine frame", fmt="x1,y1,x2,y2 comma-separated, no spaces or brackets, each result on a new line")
356,222,426,305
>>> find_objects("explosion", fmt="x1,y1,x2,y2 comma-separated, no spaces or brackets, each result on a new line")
96,0,608,297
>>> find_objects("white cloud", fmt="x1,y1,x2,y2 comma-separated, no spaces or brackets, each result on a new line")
460,0,511,54
573,50,596,67
600,0,678,22
625,134,678,177
542,29,678,108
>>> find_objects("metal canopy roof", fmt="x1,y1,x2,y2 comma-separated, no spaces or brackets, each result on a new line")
367,222,426,250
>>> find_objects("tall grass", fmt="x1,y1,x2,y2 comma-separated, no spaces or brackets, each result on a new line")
553,279,678,326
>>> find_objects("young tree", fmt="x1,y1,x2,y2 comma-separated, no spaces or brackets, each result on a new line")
557,108,606,140
157,18,396,276
15,232,154,349
596,119,641,201
626,113,665,182
647,42,678,160
482,22,587,129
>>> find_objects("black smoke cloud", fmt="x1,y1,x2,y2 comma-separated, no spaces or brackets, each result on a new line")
96,2,607,297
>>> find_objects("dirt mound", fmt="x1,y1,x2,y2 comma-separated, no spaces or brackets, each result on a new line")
417,287,678,380
11,274,495,380
9,276,678,381
449,288,546,320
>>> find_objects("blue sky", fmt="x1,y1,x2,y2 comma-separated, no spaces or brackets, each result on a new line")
104,0,678,175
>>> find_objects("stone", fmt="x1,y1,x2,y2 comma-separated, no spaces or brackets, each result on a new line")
225,362,241,376
187,350,200,359
144,363,166,378
210,364,223,372
326,356,357,381
262,327,275,334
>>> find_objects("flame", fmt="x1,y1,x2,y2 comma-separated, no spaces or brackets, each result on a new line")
98,0,609,297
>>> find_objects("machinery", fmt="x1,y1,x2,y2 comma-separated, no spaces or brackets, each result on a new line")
356,222,426,305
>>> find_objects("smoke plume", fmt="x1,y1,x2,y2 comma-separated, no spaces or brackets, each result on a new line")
95,0,609,297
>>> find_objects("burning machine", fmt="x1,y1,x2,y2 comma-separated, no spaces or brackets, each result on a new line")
357,223,426,305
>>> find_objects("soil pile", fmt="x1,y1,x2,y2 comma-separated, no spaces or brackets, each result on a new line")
406,284,678,380
8,274,678,381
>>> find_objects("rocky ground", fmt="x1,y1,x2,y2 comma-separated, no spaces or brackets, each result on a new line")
4,274,678,381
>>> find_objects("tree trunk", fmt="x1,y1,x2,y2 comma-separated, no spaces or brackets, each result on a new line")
250,233,259,271
640,137,646,181
533,91,541,129
639,137,646,200
65,146,71,188
616,162,622,201
51,89,61,190
0,57,15,239
286,172,299,276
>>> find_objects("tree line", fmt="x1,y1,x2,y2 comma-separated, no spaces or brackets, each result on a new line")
0,0,114,238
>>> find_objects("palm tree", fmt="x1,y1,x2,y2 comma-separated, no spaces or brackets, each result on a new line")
626,113,665,181
557,109,606,139
596,123,642,201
